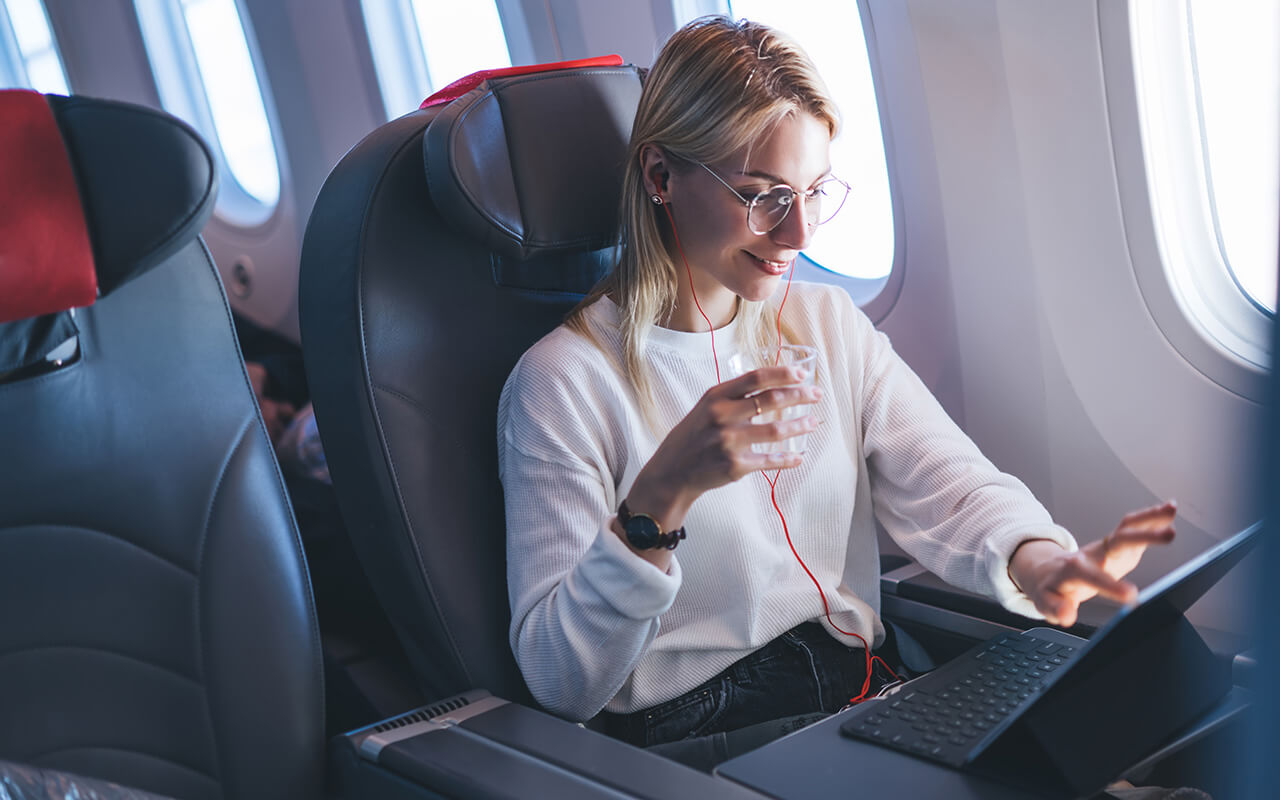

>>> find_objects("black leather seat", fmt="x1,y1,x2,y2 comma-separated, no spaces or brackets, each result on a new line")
299,63,644,707
0,90,324,800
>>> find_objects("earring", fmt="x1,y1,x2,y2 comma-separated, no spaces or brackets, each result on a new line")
650,194,663,205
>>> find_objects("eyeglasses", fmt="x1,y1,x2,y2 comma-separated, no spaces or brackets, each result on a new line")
698,162,850,236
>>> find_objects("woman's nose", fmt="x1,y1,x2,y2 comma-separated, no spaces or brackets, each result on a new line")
770,197,815,250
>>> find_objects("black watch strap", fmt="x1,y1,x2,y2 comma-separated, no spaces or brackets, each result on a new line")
618,500,686,550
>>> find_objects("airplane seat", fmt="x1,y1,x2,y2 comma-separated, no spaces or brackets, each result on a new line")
0,90,325,800
299,62,644,708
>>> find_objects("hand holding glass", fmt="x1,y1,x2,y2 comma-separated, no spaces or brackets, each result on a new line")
726,345,819,454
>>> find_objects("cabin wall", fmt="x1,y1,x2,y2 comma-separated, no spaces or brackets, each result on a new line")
868,0,1262,631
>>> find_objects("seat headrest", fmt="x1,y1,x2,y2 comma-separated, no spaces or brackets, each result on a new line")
424,64,644,261
0,90,216,370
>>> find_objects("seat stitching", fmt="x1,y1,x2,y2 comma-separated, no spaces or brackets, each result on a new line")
191,412,253,787
28,745,218,783
355,172,476,688
0,644,201,685
0,523,197,576
197,240,327,733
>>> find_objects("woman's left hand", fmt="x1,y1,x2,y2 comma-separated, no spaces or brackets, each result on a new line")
1008,501,1177,627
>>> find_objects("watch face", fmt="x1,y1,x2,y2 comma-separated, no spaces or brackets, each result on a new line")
624,514,662,550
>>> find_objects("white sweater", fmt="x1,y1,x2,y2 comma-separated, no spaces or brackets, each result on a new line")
497,282,1076,720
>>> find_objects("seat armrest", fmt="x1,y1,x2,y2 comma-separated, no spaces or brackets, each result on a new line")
327,691,770,799
881,562,1104,636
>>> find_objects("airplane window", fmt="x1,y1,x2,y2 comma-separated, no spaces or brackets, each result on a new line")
361,0,512,120
1127,0,1274,379
134,0,281,223
725,0,894,281
0,0,69,93
411,0,511,89
1187,0,1279,313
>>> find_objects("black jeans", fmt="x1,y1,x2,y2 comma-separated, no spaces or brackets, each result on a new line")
603,622,908,749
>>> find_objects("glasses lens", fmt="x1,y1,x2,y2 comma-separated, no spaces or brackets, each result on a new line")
813,179,850,226
747,180,851,233
748,187,795,234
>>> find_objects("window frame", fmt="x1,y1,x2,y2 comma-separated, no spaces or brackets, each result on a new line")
0,0,69,93
1100,0,1270,401
134,0,284,228
360,0,430,120
362,0,517,121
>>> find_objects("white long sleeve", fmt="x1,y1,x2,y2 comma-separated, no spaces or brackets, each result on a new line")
497,282,1075,720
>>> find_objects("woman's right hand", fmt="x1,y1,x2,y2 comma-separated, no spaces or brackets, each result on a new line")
616,365,821,560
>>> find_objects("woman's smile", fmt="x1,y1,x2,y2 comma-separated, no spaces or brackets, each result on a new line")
745,251,793,276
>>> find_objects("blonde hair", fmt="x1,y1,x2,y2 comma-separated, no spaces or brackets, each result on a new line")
567,16,839,423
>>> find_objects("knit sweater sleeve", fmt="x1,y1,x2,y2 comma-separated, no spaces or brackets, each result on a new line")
497,339,681,721
841,296,1077,619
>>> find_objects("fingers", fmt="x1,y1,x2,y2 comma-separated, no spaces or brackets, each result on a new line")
720,365,809,397
1061,554,1138,604
741,413,819,446
740,449,805,472
710,368,821,425
1036,592,1076,628
1103,524,1176,553
744,384,823,419
1096,501,1177,558
1115,501,1177,533
683,365,822,486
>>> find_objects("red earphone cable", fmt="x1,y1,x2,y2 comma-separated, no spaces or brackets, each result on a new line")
662,206,899,704
662,203,721,384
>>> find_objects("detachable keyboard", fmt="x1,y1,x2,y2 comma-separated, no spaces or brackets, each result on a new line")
838,628,1083,767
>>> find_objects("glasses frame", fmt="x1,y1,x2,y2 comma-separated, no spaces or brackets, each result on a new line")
697,161,850,236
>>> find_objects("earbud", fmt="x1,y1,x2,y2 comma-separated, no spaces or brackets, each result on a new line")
651,194,664,205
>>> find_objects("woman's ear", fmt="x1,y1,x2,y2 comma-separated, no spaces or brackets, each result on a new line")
639,144,671,202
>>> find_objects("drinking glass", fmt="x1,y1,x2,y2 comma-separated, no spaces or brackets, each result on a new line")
725,344,819,454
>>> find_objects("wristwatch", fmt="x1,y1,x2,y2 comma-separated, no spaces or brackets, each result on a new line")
617,500,686,551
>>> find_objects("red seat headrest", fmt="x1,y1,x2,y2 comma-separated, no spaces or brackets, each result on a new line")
0,89,97,324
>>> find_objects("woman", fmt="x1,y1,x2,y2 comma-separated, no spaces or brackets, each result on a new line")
497,16,1174,762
